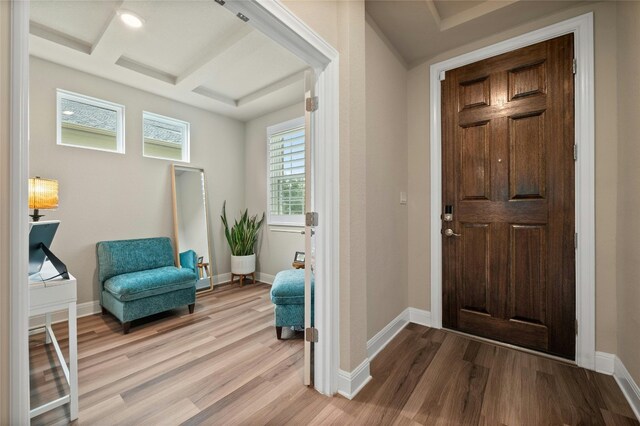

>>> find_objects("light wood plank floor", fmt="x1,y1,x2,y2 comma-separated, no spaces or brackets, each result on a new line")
30,283,638,425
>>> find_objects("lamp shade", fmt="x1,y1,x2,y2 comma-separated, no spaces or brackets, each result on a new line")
28,177,59,210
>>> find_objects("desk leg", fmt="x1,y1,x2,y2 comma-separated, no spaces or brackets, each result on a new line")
45,312,52,344
68,302,79,420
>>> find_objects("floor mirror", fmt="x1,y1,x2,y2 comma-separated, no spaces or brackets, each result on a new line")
171,164,214,293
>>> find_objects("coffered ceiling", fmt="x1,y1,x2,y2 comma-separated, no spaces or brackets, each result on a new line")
366,0,592,67
30,0,309,122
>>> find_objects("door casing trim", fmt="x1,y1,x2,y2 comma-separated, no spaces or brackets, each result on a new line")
429,12,595,369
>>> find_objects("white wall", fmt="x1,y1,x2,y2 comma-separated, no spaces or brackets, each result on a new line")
29,57,245,305
244,102,305,279
616,0,640,388
365,20,408,339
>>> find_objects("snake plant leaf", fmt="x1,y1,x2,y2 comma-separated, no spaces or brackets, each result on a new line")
220,201,265,256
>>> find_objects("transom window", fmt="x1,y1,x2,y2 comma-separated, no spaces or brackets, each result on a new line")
267,117,305,226
142,112,190,162
56,89,125,153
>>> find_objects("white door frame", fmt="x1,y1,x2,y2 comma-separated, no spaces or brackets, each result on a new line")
9,0,340,420
429,12,595,369
9,0,30,423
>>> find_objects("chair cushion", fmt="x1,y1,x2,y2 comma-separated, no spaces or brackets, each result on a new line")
104,266,197,302
270,269,314,305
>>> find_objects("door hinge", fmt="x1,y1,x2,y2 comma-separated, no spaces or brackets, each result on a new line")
575,232,578,249
306,96,318,112
572,58,577,75
306,212,318,227
439,70,446,81
305,327,318,343
574,144,578,161
575,319,578,336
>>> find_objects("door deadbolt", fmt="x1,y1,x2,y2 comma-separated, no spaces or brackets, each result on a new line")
443,205,453,222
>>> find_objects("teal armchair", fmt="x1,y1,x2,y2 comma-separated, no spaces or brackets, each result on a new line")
97,237,197,334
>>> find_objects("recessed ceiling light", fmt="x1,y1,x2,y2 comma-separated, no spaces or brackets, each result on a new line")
62,110,74,116
118,10,144,29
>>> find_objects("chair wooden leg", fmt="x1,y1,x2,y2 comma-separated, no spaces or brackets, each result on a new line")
122,322,131,335
276,326,283,340
188,303,195,314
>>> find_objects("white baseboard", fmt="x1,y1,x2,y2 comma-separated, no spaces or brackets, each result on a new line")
337,307,434,400
336,307,434,399
256,272,275,285
614,355,640,421
595,351,616,375
367,309,409,360
337,358,372,400
408,307,431,327
214,272,274,285
29,300,101,331
213,273,231,284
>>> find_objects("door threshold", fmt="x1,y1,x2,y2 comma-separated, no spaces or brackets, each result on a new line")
443,328,577,366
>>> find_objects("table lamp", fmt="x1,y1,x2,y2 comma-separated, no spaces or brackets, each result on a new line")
28,177,59,222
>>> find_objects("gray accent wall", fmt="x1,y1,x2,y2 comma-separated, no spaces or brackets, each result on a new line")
29,57,245,305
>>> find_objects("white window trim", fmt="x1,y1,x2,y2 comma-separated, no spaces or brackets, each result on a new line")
56,89,125,154
142,111,191,163
267,116,305,227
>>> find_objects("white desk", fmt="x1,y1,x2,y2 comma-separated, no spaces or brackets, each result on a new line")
29,261,78,421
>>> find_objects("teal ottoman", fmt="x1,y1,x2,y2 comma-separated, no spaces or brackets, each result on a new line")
270,269,314,339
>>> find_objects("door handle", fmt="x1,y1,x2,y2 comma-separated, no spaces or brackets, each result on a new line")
443,228,461,237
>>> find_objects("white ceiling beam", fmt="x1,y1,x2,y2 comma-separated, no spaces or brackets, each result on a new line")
191,86,237,107
439,0,520,31
175,24,253,91
90,1,138,64
424,0,442,28
29,22,92,55
236,70,305,107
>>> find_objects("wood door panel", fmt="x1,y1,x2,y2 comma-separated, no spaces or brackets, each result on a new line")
460,122,491,200
457,201,547,223
461,223,490,314
509,111,546,200
442,34,575,359
509,225,546,324
508,60,547,101
458,96,547,127
458,309,549,351
459,76,491,111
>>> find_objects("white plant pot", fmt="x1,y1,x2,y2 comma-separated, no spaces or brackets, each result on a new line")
231,254,256,275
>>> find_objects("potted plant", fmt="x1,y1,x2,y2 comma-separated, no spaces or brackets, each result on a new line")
220,201,265,276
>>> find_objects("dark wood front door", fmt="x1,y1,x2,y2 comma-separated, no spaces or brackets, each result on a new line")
441,34,576,359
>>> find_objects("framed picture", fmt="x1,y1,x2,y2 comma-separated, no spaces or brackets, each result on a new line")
294,251,305,263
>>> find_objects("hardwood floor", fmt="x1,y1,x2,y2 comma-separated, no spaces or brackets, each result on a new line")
30,283,638,425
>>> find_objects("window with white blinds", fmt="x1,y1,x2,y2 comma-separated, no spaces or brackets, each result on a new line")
267,117,305,226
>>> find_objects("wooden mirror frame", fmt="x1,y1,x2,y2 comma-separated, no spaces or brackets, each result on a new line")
170,164,215,294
